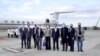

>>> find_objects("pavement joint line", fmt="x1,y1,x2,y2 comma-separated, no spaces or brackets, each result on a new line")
2,48,23,53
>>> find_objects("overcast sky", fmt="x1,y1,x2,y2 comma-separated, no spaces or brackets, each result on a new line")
0,0,100,27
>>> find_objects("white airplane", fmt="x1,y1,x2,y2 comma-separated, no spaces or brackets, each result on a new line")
0,18,34,30
0,11,74,30
0,18,59,30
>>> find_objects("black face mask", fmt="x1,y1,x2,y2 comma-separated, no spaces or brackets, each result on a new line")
70,26,73,28
78,25,81,28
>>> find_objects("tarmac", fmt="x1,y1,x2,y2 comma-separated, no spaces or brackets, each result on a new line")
0,30,100,56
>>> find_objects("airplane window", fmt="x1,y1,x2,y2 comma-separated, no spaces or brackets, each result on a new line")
11,20,14,23
22,21,25,24
17,21,20,24
4,20,8,23
31,21,34,24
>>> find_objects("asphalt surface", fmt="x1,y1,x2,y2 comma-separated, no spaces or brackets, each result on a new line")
0,30,100,56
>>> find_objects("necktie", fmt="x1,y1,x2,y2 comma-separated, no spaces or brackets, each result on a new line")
28,28,30,32
34,28,36,34
38,29,40,36
79,28,81,35
55,28,56,32
22,27,24,31
63,28,64,34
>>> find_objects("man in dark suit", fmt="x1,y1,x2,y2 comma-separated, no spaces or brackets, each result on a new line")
36,25,44,50
26,22,32,49
19,22,27,48
52,24,60,50
32,25,37,48
69,24,76,52
61,24,69,51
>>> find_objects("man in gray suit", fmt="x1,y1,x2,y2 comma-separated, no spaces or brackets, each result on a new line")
44,25,51,50
76,23,85,52
26,22,32,49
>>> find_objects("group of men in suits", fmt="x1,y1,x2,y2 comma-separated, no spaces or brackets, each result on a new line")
51,23,84,52
51,24,76,51
20,22,44,50
19,22,84,52
19,22,32,49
